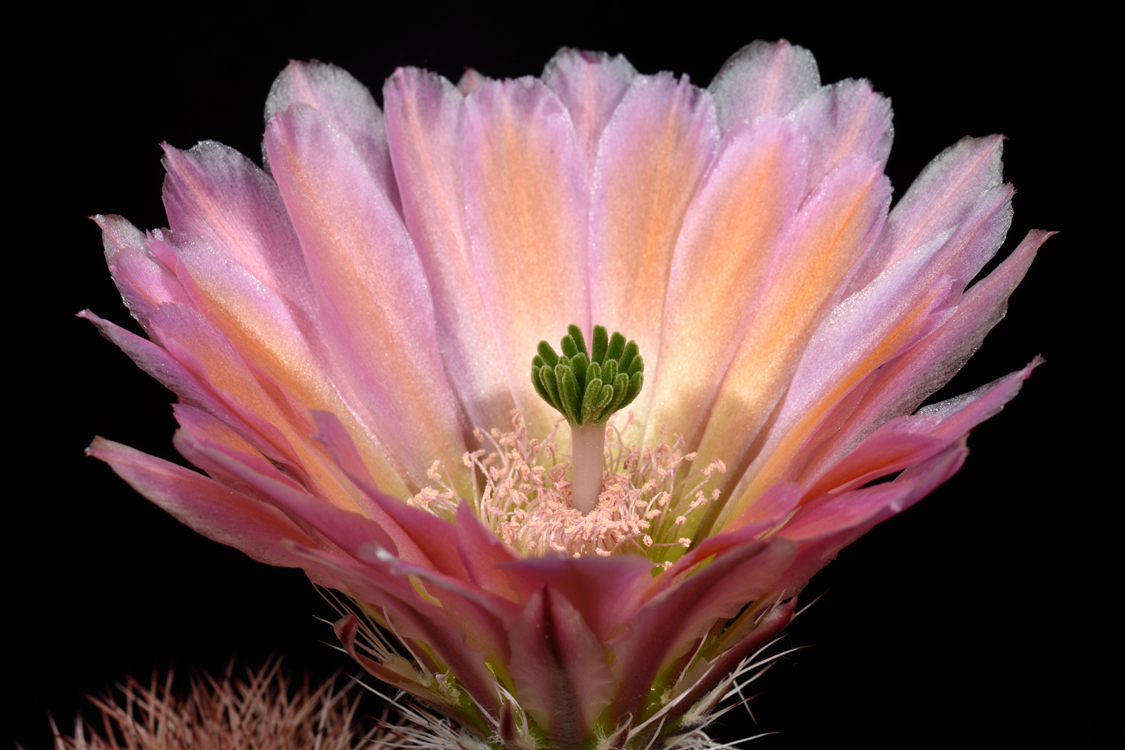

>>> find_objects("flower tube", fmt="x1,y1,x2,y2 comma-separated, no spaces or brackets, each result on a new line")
86,40,1047,749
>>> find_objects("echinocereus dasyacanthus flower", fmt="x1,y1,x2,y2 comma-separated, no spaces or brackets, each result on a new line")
86,40,1047,749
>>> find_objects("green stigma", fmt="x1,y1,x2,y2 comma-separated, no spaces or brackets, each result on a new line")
531,324,644,426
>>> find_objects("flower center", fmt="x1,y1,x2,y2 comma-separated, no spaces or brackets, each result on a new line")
530,324,645,514
409,410,725,567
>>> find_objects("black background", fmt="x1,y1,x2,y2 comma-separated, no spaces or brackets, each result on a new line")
11,8,1103,748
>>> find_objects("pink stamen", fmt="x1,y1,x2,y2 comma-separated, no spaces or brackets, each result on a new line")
410,410,726,561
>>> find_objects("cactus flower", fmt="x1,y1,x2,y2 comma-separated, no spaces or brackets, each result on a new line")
86,40,1046,750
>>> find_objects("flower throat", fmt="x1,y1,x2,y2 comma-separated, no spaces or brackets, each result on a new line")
410,325,725,564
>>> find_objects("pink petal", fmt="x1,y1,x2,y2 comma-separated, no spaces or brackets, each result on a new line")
95,214,190,328
454,501,522,602
266,60,402,215
80,310,252,438
86,438,320,574
688,155,892,525
160,146,396,482
173,417,403,562
775,440,969,590
140,301,371,507
508,587,615,747
784,229,1048,491
174,406,523,670
382,67,515,433
501,554,654,644
158,145,323,376
105,149,411,499
542,47,637,177
366,549,518,669
456,67,486,95
80,309,355,507
644,115,807,447
783,177,1014,427
608,538,796,726
722,481,805,536
721,184,1026,519
799,362,1038,499
311,409,469,579
588,70,718,426
94,427,500,716
171,403,309,497
708,39,820,132
293,542,501,720
790,78,894,197
161,141,316,317
723,258,958,511
265,102,467,492
663,494,797,584
854,135,1007,290
461,76,590,436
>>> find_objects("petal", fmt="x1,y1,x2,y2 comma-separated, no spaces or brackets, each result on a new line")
708,39,820,131
174,417,404,563
456,67,486,95
722,481,805,535
266,60,401,215
292,543,501,720
160,144,411,492
687,155,892,527
853,135,1007,291
81,307,355,507
644,116,807,446
800,361,1037,498
144,301,368,507
265,102,467,492
608,538,795,726
801,230,1048,476
383,67,515,433
663,495,795,583
199,444,515,682
588,70,718,429
542,47,637,177
172,403,309,499
726,256,959,505
775,440,969,590
785,178,1014,427
501,554,654,644
461,76,590,435
86,438,320,574
720,229,1046,528
369,551,518,670
96,214,190,328
508,587,615,748
80,309,254,439
454,501,523,603
312,410,469,579
790,78,894,196
161,141,316,317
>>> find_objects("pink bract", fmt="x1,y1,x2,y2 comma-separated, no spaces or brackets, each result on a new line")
86,40,1045,750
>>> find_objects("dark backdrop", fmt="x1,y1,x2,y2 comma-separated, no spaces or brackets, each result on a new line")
11,8,1099,748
